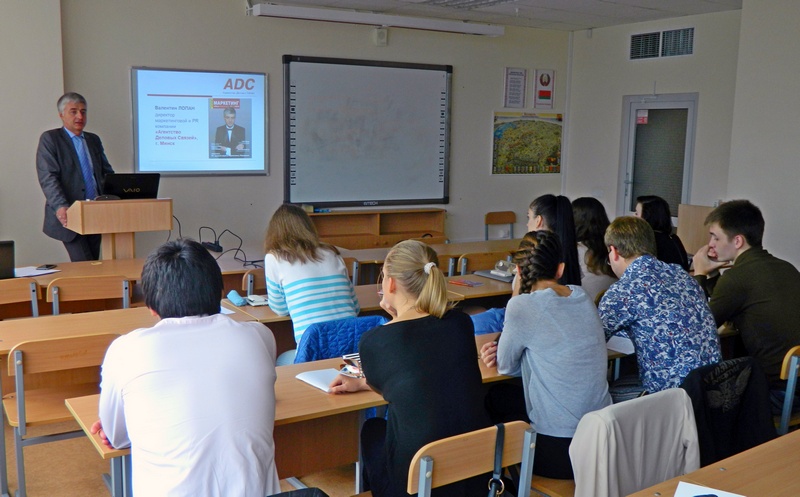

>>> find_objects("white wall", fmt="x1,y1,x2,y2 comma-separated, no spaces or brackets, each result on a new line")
565,11,741,219
0,0,569,265
727,0,800,265
0,1,64,264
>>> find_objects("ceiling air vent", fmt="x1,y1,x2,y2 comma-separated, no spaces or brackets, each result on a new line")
630,32,660,60
661,27,694,57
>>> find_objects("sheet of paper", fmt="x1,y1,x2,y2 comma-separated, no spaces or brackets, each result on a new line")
14,266,60,277
296,368,341,393
674,481,745,497
219,306,235,315
606,335,635,355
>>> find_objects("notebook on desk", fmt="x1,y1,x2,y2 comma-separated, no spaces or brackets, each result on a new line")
473,269,514,283
101,173,160,199
0,240,15,280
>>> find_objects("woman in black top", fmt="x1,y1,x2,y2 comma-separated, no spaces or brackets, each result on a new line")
635,195,690,270
330,240,491,497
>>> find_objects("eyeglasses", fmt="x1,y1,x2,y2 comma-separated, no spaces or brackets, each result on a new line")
377,271,384,297
606,246,613,265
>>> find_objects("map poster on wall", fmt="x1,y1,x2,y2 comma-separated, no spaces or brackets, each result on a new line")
492,112,562,175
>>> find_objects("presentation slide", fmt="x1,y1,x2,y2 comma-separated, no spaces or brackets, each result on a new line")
132,67,267,175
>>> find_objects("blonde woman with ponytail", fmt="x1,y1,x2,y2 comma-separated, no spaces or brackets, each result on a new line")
330,240,490,497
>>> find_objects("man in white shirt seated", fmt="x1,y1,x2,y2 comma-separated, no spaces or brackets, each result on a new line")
91,238,280,496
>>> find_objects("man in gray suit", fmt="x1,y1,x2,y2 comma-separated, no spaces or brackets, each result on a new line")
36,92,114,261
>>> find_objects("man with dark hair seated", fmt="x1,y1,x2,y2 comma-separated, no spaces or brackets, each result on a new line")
693,199,800,409
91,238,280,496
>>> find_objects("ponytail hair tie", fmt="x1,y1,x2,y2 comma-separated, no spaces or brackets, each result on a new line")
424,262,436,274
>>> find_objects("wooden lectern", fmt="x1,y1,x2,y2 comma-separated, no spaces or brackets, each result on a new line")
66,199,173,259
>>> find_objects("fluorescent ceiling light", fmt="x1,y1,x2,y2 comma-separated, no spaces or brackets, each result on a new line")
423,0,515,7
251,3,504,36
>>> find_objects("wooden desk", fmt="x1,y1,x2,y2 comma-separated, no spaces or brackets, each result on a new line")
222,284,464,324
223,285,386,323
0,307,157,357
64,328,630,494
221,284,465,355
429,239,521,260
625,475,701,496
65,396,131,497
629,429,800,496
220,285,390,355
446,274,513,299
476,331,628,367
64,334,510,493
29,258,146,287
0,304,255,356
335,247,390,266
26,255,255,300
0,305,253,393
0,308,159,497
339,239,522,278
64,357,385,495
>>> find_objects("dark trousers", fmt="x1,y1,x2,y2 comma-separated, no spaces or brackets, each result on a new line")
63,234,101,261
484,383,575,479
360,418,390,496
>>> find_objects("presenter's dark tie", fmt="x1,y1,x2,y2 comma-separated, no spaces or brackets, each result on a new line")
72,135,97,199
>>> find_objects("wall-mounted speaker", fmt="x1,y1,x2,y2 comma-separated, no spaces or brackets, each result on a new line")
372,27,388,47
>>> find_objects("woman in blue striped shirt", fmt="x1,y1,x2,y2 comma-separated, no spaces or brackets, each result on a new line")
263,204,359,357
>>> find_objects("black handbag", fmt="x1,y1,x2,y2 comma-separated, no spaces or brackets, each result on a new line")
487,423,507,497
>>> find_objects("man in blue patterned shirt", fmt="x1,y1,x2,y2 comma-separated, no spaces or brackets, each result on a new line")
599,216,721,395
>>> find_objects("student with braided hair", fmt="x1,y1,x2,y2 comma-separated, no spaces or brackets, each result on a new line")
472,194,582,334
480,230,611,479
330,240,490,497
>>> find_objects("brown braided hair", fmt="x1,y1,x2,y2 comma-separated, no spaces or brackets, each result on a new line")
513,230,563,294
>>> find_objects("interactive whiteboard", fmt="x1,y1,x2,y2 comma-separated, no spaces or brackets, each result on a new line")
284,56,451,207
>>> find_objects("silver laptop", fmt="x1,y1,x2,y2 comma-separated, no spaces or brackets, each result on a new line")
0,241,14,280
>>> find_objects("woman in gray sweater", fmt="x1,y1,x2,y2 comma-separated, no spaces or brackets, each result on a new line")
480,230,612,479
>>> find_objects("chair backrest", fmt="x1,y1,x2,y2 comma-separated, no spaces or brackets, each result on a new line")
778,345,800,435
294,315,388,363
46,275,131,315
0,277,40,317
456,251,511,275
680,357,776,465
676,204,714,254
341,256,359,286
570,388,700,497
484,211,516,240
8,333,119,436
242,268,268,296
407,420,535,496
8,333,119,377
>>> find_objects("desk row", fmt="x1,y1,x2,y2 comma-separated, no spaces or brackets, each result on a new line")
66,331,623,483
